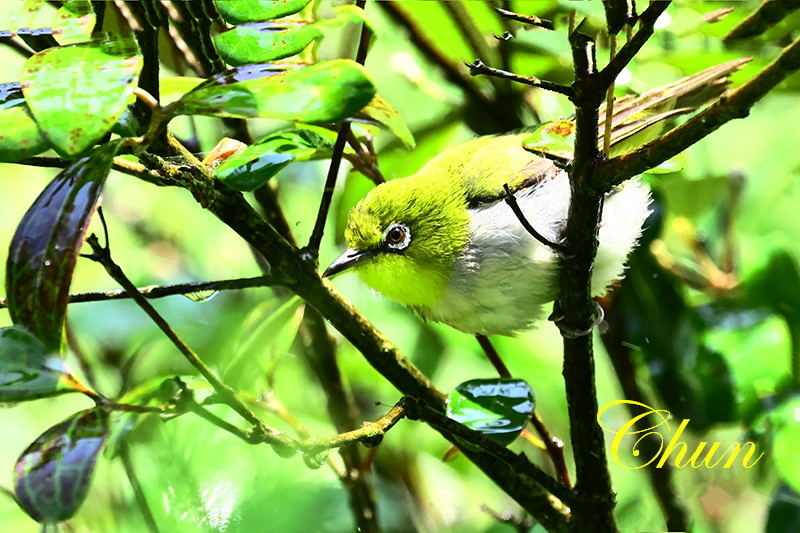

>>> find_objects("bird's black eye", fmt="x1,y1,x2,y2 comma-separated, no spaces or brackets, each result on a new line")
383,223,411,251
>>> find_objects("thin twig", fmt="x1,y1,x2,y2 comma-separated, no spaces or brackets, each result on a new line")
503,184,566,253
465,59,574,97
494,7,554,30
307,0,371,255
599,2,671,88
530,411,571,487
299,401,407,454
345,130,385,184
0,276,275,309
475,335,511,378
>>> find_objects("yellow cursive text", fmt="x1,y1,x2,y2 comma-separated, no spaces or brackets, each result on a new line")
597,400,763,470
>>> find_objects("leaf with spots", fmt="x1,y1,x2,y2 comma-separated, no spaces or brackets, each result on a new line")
21,39,141,156
14,409,110,524
0,326,90,403
174,59,375,124
5,141,122,351
53,1,96,45
522,119,575,162
0,82,50,163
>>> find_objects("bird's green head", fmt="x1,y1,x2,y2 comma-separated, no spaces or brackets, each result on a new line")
325,175,470,308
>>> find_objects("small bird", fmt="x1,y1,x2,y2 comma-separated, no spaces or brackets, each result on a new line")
324,132,649,336
324,60,749,337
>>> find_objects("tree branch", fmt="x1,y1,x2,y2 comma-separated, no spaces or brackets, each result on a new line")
598,2,670,88
403,397,572,533
598,32,800,188
559,27,618,532
0,276,275,309
493,7,554,31
724,0,800,42
83,231,298,452
465,59,574,97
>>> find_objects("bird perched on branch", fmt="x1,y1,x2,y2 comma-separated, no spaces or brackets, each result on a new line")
324,59,750,337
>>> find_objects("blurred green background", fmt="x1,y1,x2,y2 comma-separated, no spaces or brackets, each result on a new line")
1,1,800,532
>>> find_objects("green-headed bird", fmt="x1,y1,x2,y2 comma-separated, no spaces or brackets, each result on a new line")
324,59,750,337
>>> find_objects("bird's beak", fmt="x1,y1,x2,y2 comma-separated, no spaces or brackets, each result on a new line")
322,248,377,278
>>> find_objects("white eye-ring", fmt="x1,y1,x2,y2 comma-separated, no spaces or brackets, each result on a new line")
383,223,411,251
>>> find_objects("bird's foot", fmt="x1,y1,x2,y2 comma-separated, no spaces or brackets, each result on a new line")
549,300,605,338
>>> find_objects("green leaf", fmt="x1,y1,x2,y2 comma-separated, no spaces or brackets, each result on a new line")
158,76,204,106
772,397,800,497
0,326,85,402
175,59,376,124
216,127,335,191
18,0,46,28
6,141,122,351
21,39,142,156
0,82,50,162
214,22,320,65
53,1,95,45
14,409,110,524
355,94,415,149
214,5,374,66
213,0,311,24
447,378,534,447
522,120,575,162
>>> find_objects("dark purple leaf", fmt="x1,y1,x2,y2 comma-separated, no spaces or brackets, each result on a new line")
5,141,121,351
14,409,109,523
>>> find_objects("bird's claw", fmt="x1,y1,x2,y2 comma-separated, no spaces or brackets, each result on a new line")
549,300,605,338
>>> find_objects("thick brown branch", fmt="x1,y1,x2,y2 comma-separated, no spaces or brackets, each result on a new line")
724,0,800,42
559,27,617,533
599,33,800,188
